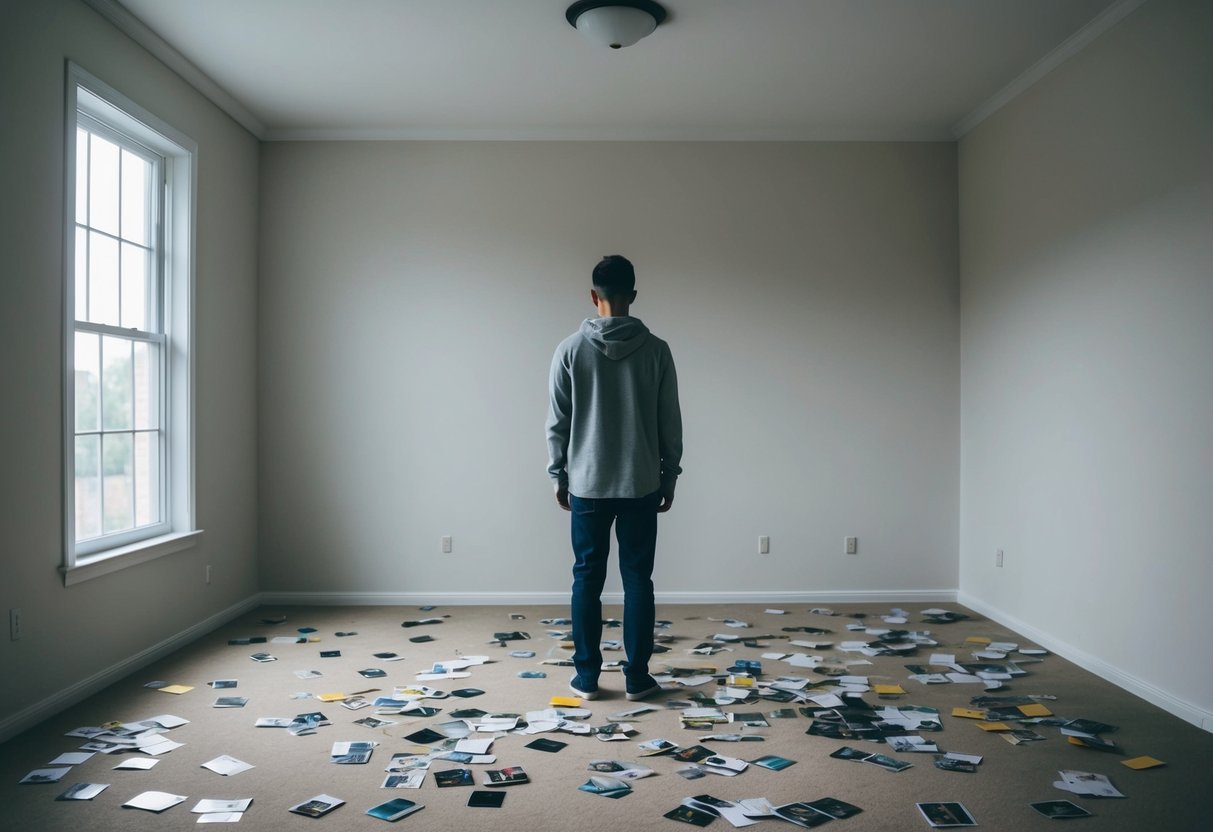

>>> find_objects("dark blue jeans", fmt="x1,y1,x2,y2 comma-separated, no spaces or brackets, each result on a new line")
569,491,660,687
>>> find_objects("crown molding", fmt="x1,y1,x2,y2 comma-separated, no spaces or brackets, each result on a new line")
261,125,954,143
80,0,266,139
951,0,1149,138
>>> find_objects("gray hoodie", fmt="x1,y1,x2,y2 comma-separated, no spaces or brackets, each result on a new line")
546,316,683,499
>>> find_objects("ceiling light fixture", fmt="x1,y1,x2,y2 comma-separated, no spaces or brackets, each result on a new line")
565,1,668,50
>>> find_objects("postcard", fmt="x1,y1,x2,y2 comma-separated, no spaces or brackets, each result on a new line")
158,684,193,695
917,802,977,827
524,738,567,753
579,775,632,798
191,799,253,814
201,755,254,776
638,738,679,756
887,736,938,753
366,797,423,821
773,802,833,828
48,751,94,766
828,746,872,762
1054,770,1124,798
331,741,377,764
433,768,474,788
751,754,796,771
208,679,238,689
113,758,159,770
213,696,248,708
665,805,716,826
248,653,277,663
483,766,528,786
934,757,978,773
672,745,716,763
806,797,862,819
19,767,71,784
382,770,427,789
123,790,188,812
701,755,748,775
56,782,109,800
468,790,506,808
403,728,446,745
864,752,912,772
1031,800,1091,818
289,794,344,818
686,795,758,827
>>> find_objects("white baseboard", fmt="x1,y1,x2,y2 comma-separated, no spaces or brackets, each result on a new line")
0,594,262,745
258,589,960,607
959,592,1213,733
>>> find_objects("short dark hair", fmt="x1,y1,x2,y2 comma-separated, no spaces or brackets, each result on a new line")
592,255,635,299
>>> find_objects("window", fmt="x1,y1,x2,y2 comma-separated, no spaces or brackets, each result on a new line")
64,64,200,584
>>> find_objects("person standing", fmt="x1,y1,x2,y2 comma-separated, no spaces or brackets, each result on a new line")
546,255,683,701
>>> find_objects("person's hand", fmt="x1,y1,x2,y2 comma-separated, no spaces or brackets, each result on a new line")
556,485,571,511
657,493,674,513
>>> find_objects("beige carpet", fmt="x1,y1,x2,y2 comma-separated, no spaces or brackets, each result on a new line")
2,602,1210,831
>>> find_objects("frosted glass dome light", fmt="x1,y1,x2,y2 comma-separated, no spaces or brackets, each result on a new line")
566,1,668,50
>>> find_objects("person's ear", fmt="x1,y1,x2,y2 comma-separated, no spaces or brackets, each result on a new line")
630,290,638,304
590,288,601,306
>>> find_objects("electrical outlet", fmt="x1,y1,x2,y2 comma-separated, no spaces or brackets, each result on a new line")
995,549,1004,568
758,535,770,554
10,608,22,641
441,536,453,554
845,536,858,555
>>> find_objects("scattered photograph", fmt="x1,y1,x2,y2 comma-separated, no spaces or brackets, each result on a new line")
382,771,426,789
365,797,422,821
864,752,912,772
524,738,567,753
1031,800,1092,819
664,805,717,826
288,794,344,818
805,797,863,819
468,790,506,808
774,802,833,828
751,754,797,771
917,802,977,827
433,768,474,788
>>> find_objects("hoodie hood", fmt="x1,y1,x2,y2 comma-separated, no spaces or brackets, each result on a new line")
579,316,650,360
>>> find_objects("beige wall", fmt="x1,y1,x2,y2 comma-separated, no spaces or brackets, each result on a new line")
958,0,1213,726
258,141,960,600
0,0,260,733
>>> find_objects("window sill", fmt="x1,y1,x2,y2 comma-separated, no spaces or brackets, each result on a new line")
63,530,204,587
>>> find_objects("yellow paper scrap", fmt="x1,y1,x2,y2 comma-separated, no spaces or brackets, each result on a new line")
964,636,992,644
976,721,1010,732
1121,756,1165,770
1017,703,1053,717
873,684,906,695
549,695,581,707
951,707,986,719
318,692,347,702
158,684,193,695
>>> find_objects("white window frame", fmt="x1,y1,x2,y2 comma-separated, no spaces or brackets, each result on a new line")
62,63,201,585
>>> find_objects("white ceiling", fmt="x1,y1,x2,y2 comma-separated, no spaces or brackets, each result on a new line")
99,0,1132,141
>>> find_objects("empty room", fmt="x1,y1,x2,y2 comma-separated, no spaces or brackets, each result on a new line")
2,0,1210,830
